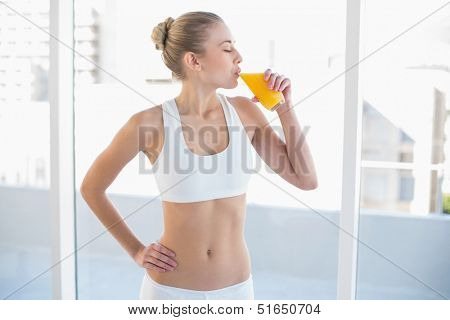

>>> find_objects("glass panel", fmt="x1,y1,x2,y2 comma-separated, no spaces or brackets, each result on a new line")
75,0,346,299
0,0,52,299
360,168,415,212
357,0,450,299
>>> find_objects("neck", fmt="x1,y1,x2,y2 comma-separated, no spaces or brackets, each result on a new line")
175,80,221,118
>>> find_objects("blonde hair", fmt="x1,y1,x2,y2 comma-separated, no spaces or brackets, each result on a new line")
151,11,224,81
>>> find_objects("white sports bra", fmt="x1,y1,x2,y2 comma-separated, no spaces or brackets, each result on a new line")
151,92,254,203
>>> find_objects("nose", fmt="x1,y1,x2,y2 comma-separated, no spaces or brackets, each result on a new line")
235,49,243,64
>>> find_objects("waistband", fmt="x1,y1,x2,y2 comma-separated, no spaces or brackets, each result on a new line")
145,272,253,294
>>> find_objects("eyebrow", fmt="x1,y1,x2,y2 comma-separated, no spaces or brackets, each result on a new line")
219,40,236,46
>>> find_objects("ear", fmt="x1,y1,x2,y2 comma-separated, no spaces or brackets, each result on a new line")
183,52,202,73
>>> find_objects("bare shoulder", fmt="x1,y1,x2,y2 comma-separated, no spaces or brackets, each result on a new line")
224,95,271,143
225,95,269,128
133,104,164,161
135,104,163,126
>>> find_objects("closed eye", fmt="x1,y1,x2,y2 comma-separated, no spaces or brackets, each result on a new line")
224,50,232,52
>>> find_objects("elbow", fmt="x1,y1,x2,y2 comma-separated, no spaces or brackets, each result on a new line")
80,184,90,200
80,174,107,200
296,178,318,190
80,182,106,200
305,182,318,190
80,182,100,200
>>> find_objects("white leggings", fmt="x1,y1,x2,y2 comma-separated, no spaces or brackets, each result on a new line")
139,272,254,300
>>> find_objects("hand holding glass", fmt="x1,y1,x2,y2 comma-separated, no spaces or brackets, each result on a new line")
239,73,285,111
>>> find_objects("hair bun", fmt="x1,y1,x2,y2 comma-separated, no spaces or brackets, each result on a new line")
151,17,175,51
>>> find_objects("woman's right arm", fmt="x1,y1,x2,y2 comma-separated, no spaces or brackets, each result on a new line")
81,107,177,272
80,111,149,262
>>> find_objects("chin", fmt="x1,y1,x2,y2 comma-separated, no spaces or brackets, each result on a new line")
214,74,239,89
222,83,238,90
225,76,239,89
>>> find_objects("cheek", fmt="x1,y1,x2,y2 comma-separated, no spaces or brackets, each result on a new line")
205,62,230,80
211,60,229,72
207,53,230,69
201,54,232,82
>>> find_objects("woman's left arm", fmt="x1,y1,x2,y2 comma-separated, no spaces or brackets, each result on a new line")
251,68,318,190
276,104,318,189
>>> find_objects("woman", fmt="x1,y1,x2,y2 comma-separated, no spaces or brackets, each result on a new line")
80,11,318,300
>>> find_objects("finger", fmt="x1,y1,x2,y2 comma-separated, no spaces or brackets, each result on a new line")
148,256,175,271
278,78,290,91
144,261,168,272
273,75,285,91
146,256,175,271
267,72,278,89
149,249,178,267
153,241,176,257
264,68,272,80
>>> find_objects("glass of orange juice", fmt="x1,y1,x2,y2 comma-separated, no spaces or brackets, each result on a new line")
239,73,285,111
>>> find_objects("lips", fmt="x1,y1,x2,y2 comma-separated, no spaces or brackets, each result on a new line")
234,68,241,76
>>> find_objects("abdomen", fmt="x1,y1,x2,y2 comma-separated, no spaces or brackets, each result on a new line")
147,195,252,290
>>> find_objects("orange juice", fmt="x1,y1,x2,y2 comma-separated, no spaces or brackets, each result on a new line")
239,73,285,111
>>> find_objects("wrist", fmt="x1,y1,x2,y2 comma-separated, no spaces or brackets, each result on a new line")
132,243,145,261
276,102,294,115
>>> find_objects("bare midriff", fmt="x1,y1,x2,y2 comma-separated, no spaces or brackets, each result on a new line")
144,97,254,291
146,193,252,291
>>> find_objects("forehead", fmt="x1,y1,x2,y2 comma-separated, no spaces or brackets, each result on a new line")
207,23,235,46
